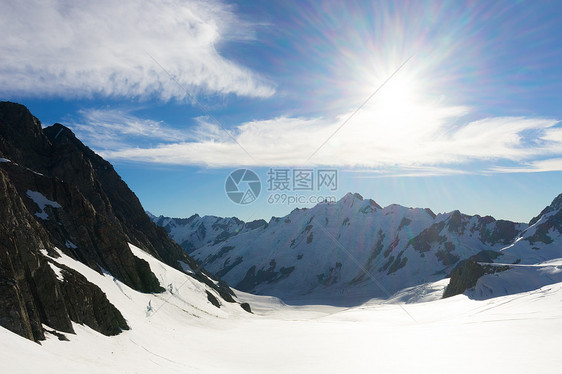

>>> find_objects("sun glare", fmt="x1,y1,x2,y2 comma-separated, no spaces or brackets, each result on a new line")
377,73,422,113
360,69,435,140
327,65,463,167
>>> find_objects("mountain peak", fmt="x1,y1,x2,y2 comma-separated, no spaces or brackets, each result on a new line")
529,193,562,226
550,193,562,210
44,123,75,142
339,192,363,206
0,101,50,170
337,192,384,212
342,192,363,200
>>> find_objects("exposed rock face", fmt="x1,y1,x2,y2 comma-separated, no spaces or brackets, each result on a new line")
0,167,128,340
0,104,51,170
57,262,128,336
2,159,162,294
408,213,523,256
0,102,237,341
443,259,510,298
0,168,50,341
443,260,486,298
43,123,192,270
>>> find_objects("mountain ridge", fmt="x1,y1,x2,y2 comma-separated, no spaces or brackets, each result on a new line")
151,191,546,305
0,101,245,342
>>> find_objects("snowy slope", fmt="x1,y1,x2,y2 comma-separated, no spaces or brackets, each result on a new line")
185,193,526,304
499,193,562,264
0,242,250,373
52,243,247,319
440,193,562,300
468,259,562,299
2,227,562,373
2,273,562,373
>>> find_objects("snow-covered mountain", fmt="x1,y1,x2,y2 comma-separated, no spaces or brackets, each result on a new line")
147,212,266,253
443,193,562,299
0,102,248,343
153,192,529,304
499,193,562,264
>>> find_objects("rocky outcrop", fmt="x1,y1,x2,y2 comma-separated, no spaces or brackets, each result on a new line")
2,160,162,294
43,123,192,270
0,103,51,171
443,258,510,298
0,102,239,342
0,168,128,340
443,260,486,298
408,213,523,256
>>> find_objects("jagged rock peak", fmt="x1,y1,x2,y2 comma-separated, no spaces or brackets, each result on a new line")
529,192,562,226
341,192,364,201
0,102,51,170
550,193,562,211
43,123,77,143
338,192,382,211
424,208,437,219
0,102,41,133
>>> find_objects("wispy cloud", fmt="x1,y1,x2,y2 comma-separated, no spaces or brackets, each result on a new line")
343,166,472,178
491,158,562,173
70,108,191,150
75,102,562,173
0,0,274,99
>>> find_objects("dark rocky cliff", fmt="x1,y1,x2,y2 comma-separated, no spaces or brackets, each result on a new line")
0,102,237,342
0,167,128,341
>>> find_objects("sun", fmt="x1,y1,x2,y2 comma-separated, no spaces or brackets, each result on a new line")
376,72,423,114
360,69,430,140
334,64,454,157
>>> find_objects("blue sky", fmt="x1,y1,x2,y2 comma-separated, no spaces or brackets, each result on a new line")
1,0,562,223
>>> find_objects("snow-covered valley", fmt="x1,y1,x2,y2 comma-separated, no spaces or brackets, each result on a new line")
2,243,562,373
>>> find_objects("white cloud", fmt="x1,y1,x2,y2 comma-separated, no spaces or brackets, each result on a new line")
343,166,472,178
0,0,274,99
491,158,562,173
86,100,562,171
69,108,191,150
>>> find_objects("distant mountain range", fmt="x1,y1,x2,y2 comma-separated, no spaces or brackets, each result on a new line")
0,102,248,343
151,191,562,305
